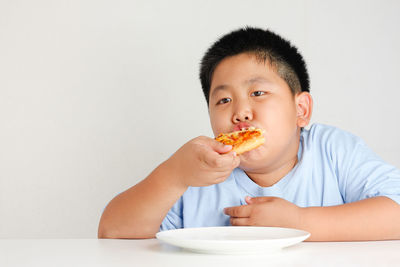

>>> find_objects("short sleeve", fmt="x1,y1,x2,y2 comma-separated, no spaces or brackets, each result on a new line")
159,197,183,231
340,138,400,205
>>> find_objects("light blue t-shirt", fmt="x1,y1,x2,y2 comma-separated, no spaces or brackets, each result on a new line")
160,123,400,231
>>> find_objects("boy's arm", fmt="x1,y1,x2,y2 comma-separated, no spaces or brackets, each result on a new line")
301,196,400,241
97,160,187,239
224,196,400,241
98,137,239,239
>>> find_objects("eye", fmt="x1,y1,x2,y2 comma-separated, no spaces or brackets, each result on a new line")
216,98,231,105
251,91,266,97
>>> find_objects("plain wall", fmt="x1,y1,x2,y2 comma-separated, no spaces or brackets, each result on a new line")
0,0,399,238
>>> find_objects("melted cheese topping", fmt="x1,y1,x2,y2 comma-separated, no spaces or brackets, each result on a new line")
215,127,263,147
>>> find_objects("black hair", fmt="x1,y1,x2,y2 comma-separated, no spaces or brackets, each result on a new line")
200,27,310,104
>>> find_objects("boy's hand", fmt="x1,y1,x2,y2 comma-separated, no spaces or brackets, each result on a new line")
167,136,240,188
224,196,303,229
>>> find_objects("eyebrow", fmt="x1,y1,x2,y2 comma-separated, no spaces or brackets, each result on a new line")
210,85,228,98
210,76,272,98
244,76,272,85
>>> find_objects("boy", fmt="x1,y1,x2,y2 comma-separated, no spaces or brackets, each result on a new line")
98,27,400,241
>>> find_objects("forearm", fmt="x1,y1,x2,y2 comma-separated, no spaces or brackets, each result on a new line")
98,160,187,239
301,196,400,241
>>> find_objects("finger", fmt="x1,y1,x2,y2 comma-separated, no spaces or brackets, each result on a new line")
224,205,251,218
218,144,233,154
230,217,249,226
245,196,252,205
222,150,240,170
231,151,240,168
204,150,239,170
209,139,233,154
195,136,232,154
246,196,276,204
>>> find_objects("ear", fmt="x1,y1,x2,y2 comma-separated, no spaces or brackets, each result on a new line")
295,92,313,128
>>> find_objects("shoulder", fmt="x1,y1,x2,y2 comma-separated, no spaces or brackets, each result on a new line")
301,123,368,165
302,123,363,150
303,123,360,143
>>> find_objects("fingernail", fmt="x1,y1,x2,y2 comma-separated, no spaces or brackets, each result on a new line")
224,145,232,150
233,151,237,157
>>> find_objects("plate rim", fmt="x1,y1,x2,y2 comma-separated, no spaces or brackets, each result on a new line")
156,226,310,241
156,226,310,253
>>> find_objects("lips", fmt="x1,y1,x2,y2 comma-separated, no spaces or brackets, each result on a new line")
233,122,252,132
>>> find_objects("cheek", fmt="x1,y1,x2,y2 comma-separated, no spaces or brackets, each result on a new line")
261,98,297,124
256,101,283,126
209,109,228,136
257,101,297,141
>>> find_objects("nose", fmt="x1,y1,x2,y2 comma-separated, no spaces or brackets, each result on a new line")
232,104,253,123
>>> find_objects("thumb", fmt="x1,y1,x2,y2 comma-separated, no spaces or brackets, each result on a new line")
211,140,233,154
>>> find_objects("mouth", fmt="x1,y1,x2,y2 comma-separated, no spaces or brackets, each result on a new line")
233,122,252,132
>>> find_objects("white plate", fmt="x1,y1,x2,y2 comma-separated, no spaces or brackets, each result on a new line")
156,226,310,254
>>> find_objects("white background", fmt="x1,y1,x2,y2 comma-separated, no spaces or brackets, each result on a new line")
0,0,399,238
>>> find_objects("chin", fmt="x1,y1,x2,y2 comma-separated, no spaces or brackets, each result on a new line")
238,146,266,169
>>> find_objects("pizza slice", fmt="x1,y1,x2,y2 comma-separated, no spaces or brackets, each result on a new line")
215,127,265,154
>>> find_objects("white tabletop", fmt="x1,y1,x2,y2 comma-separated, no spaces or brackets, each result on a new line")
1,238,399,267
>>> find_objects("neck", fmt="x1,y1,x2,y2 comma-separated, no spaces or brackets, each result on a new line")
245,155,298,187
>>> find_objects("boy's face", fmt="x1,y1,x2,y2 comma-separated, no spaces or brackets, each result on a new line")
208,53,311,173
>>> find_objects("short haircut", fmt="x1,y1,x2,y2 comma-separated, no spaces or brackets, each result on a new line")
199,27,310,104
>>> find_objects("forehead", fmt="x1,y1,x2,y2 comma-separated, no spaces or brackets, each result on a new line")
209,53,281,96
